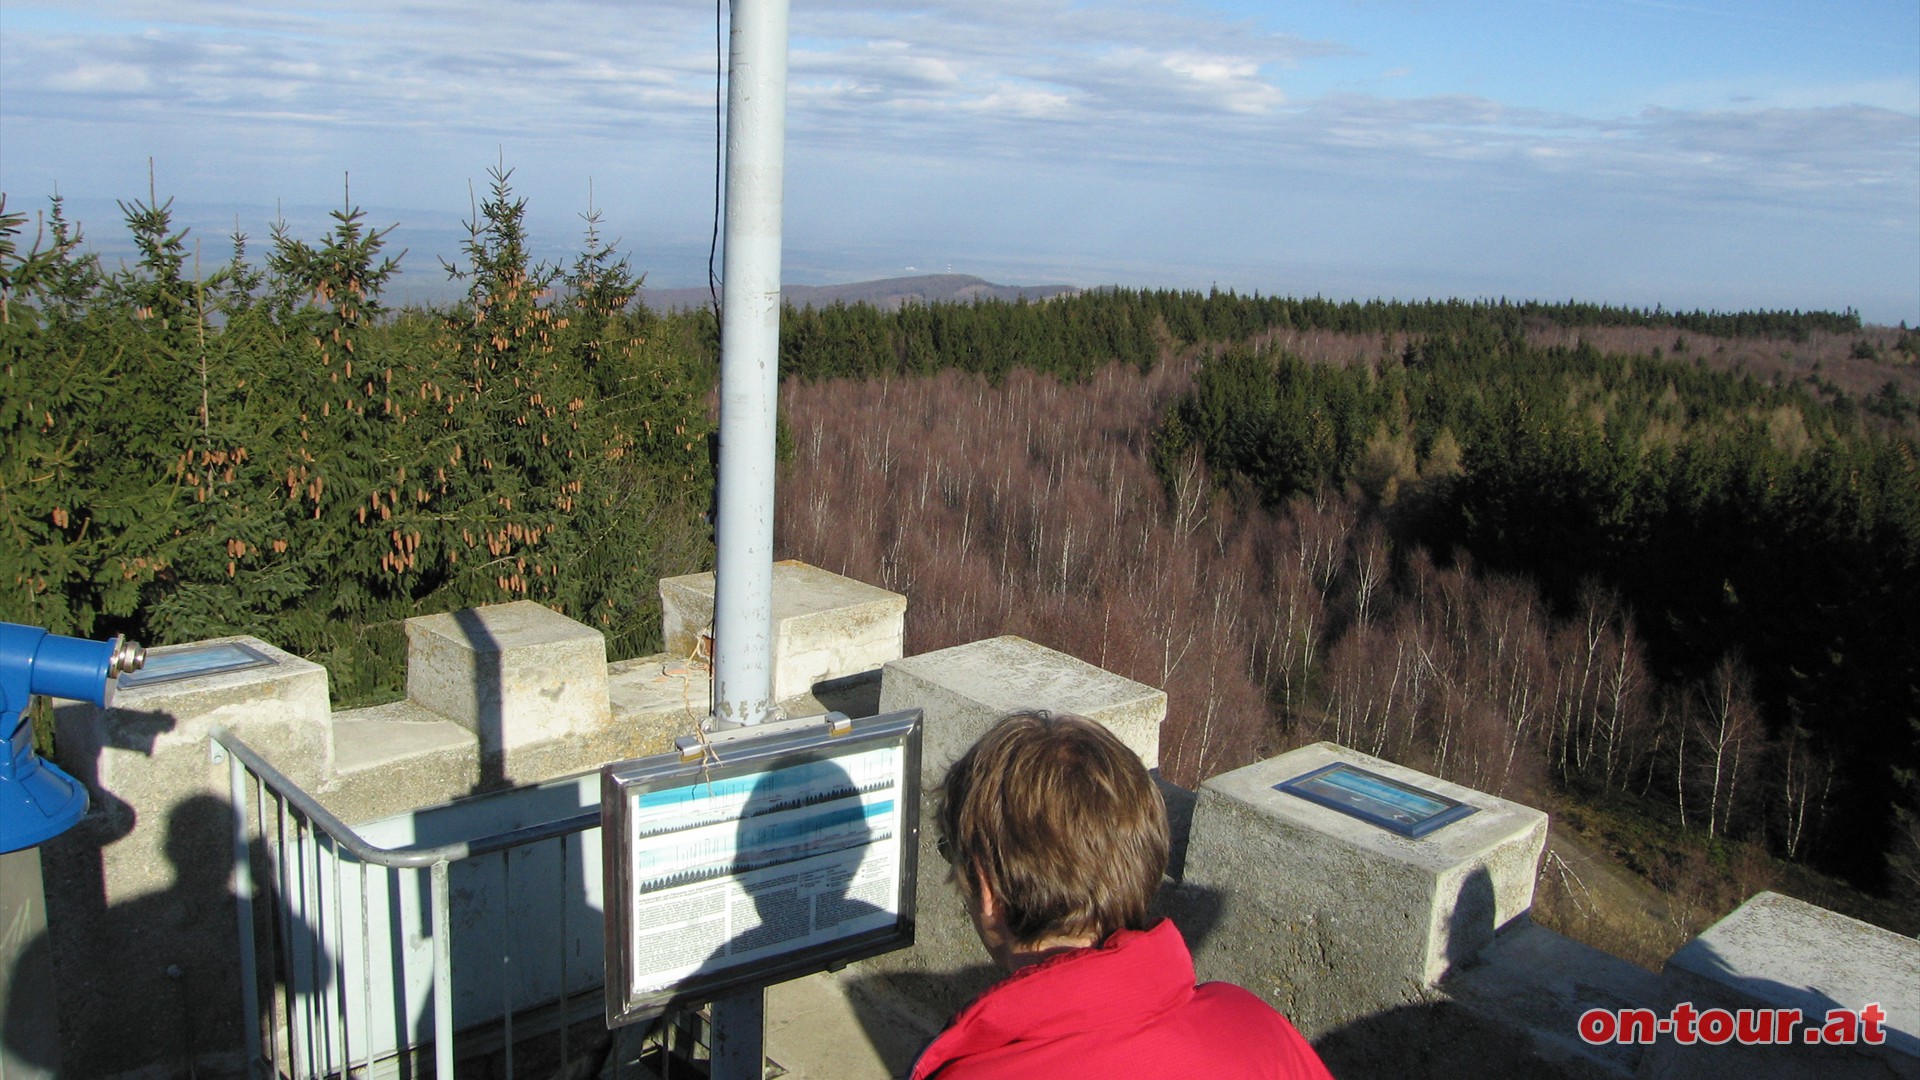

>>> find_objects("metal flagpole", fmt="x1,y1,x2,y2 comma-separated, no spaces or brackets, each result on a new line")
708,0,790,1072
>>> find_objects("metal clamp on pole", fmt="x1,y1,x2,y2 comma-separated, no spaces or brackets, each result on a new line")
673,713,852,763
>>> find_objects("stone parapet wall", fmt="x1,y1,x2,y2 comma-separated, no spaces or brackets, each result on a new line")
20,564,904,1080
660,561,906,705
10,563,1910,1080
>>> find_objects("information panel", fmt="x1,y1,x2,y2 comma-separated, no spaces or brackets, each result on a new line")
1275,761,1478,838
601,709,921,1026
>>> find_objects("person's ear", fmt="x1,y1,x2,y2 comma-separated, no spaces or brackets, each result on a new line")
971,864,998,920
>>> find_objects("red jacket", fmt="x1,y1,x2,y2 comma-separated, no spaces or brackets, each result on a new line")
910,919,1334,1080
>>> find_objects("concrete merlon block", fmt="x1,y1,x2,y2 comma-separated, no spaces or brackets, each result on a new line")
406,601,609,751
659,574,716,661
660,562,906,701
857,635,1165,1021
1188,742,1546,990
1642,891,1920,1078
878,634,1166,775
101,635,332,744
70,635,334,790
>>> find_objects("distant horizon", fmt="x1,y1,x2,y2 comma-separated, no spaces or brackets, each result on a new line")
5,2,1912,328
24,190,1910,328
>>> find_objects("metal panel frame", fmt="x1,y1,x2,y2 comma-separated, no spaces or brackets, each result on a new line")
601,709,921,1028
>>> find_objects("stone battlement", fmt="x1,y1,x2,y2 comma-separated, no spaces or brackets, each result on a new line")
2,563,1912,1080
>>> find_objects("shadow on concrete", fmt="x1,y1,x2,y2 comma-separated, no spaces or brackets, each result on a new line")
1311,995,1549,1080
1311,865,1497,1080
43,703,177,909
6,792,328,1078
1155,881,1227,953
413,607,610,1077
1644,938,1908,1079
1444,865,1498,981
839,966,999,1076
810,672,883,721
454,607,507,797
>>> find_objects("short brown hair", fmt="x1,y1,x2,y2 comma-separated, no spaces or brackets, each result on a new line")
936,710,1169,946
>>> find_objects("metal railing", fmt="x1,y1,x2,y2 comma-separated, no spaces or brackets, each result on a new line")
213,727,605,1079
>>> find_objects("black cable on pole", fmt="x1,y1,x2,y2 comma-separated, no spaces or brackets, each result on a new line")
707,0,725,321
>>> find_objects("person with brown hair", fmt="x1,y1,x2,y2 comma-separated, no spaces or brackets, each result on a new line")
910,710,1333,1080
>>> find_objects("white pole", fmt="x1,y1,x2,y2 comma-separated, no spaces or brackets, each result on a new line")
709,0,788,1072
711,0,789,731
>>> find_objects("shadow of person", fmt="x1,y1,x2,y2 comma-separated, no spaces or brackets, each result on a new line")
37,701,178,927
704,754,896,980
4,702,174,1078
5,791,332,1078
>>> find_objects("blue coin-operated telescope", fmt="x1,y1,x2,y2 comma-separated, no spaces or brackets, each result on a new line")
0,622,145,853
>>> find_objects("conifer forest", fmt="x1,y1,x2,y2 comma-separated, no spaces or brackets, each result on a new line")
4,176,1917,960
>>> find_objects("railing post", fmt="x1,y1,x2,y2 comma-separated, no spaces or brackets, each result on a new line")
213,730,609,1080
432,861,454,1080
227,748,264,1077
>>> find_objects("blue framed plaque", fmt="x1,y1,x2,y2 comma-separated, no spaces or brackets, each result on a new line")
1275,762,1477,838
118,640,275,689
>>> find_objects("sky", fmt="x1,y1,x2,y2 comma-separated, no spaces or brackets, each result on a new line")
2,0,1917,324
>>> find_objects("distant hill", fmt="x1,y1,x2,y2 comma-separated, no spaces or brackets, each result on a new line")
640,273,1079,313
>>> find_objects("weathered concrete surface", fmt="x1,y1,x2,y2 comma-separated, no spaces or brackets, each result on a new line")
1,848,59,1080
1641,891,1920,1079
608,653,712,734
59,636,334,848
321,700,480,824
1438,921,1661,1079
660,562,905,703
876,634,1165,772
1180,741,1546,1039
765,967,946,1080
37,636,331,1080
860,635,1167,1021
406,600,610,750
322,660,705,826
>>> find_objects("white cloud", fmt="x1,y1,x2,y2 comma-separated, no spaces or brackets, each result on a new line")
1,0,1912,320
45,60,154,93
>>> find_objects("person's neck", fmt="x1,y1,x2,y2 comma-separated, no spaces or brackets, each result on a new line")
1002,933,1097,972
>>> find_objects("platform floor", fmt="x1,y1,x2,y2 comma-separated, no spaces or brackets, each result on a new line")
766,969,948,1080
595,967,949,1080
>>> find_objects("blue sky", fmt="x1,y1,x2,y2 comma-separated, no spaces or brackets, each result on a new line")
3,0,1916,323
